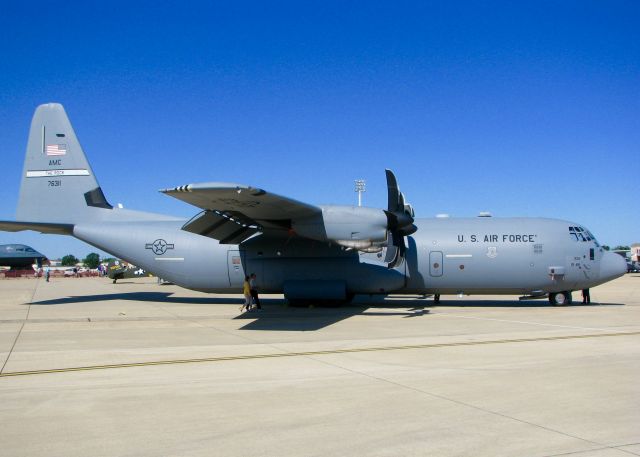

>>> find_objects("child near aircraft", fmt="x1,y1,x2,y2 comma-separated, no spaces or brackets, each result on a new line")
241,276,252,312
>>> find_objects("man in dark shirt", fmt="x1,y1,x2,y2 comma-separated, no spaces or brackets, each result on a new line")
250,273,262,310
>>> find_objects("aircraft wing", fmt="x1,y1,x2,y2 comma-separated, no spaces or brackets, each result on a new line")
161,182,320,243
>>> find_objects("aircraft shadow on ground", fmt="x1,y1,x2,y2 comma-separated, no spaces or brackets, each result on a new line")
26,292,624,331
28,292,246,306
234,305,430,331
27,292,431,331
228,296,624,331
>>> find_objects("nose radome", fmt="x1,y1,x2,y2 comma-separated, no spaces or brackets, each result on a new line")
601,251,627,281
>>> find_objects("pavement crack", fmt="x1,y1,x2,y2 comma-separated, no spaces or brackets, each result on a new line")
304,355,618,454
0,278,37,374
544,442,640,456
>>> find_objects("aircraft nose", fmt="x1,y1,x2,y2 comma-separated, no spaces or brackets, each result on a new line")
600,251,627,281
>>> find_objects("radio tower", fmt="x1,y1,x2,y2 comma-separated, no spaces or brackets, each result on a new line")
354,179,366,207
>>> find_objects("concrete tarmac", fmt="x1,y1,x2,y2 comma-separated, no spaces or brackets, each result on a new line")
0,274,639,456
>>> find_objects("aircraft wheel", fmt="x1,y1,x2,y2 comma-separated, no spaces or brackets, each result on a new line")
549,291,572,306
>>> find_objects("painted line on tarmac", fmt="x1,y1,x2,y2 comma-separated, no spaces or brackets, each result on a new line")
1,330,639,378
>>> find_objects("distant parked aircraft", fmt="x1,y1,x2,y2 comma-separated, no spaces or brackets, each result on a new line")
0,244,46,269
107,259,152,283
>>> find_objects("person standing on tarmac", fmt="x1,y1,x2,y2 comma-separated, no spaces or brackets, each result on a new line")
241,276,252,312
250,273,262,310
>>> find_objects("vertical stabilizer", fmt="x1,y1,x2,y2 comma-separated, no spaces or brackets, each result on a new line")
16,103,111,224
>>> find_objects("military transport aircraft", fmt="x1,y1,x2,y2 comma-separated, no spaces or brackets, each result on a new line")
0,104,627,305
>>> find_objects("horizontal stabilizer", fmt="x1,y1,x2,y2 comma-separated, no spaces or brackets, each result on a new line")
0,220,73,235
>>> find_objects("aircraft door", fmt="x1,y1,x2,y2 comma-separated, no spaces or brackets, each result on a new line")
583,248,596,280
227,250,246,288
429,251,443,277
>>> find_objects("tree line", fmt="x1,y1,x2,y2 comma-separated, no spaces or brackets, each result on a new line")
60,253,115,269
601,245,631,251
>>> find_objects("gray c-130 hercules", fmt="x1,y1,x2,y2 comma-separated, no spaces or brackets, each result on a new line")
0,104,627,305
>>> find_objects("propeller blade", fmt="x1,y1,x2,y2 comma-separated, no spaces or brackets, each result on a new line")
398,223,418,237
384,238,399,264
404,203,415,218
385,169,400,212
387,233,406,269
384,169,415,268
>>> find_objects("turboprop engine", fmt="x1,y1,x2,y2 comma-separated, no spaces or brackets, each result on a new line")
292,206,389,250
291,170,417,267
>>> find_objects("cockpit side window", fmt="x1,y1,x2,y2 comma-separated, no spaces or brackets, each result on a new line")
569,226,580,242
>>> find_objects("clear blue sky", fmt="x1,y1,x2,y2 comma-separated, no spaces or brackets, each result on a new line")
0,1,638,259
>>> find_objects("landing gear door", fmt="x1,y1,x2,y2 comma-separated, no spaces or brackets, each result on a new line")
227,250,245,288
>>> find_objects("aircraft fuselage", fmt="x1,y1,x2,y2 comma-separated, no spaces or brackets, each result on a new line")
72,214,624,299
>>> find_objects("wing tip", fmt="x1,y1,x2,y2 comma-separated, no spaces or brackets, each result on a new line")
160,185,192,194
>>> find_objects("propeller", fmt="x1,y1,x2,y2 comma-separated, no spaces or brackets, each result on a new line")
383,169,417,268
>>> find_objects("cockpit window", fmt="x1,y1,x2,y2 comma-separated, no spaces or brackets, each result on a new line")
569,226,599,246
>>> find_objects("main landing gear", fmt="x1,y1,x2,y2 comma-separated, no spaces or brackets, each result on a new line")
549,291,572,306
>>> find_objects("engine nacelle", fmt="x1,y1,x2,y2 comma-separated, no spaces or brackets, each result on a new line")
292,205,388,248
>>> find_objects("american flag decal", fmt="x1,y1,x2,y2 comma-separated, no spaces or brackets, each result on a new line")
46,144,67,156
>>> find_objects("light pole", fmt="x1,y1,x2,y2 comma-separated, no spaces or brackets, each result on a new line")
354,179,366,207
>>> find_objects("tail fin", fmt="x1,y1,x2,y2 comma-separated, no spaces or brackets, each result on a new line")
16,103,112,224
